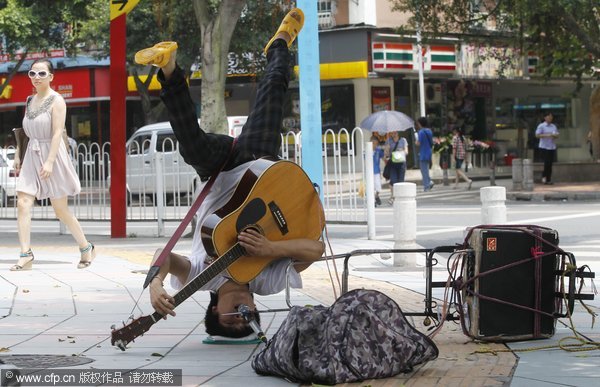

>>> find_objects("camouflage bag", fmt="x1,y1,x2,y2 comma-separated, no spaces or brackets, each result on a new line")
251,289,439,384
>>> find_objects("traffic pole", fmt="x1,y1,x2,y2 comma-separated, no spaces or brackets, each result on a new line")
109,0,140,238
109,13,127,238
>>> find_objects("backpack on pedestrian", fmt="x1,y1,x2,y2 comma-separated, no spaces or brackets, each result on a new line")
251,289,439,385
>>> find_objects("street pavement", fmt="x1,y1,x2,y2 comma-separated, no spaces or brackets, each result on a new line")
0,177,598,386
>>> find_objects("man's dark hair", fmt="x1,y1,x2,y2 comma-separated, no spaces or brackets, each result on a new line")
417,117,429,128
204,291,261,338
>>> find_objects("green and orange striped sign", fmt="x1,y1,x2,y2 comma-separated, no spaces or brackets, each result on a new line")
372,42,456,73
372,42,413,70
427,45,456,71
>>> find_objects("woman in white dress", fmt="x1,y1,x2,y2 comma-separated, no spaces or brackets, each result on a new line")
10,59,95,271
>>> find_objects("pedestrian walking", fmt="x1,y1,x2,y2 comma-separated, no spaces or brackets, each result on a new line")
415,117,434,191
535,112,559,185
11,59,95,271
371,135,384,206
452,128,473,190
384,131,408,203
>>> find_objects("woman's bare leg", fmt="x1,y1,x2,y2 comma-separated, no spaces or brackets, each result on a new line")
50,196,90,250
15,192,36,265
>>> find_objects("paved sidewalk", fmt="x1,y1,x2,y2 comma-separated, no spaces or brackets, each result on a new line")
1,177,599,387
405,168,600,201
1,233,598,386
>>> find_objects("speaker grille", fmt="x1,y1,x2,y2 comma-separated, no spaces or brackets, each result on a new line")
464,227,559,341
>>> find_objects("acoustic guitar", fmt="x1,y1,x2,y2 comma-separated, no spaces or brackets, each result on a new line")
111,159,325,350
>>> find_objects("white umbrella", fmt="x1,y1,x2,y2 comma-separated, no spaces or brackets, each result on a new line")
359,110,415,133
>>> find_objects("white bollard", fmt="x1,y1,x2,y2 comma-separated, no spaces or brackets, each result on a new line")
511,158,523,191
393,182,418,266
480,186,507,224
522,159,534,192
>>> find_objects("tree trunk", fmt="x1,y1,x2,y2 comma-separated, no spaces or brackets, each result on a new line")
132,66,164,125
200,26,229,134
193,0,246,134
0,54,27,96
590,85,600,161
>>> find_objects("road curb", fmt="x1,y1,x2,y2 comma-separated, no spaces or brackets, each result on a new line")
507,191,600,202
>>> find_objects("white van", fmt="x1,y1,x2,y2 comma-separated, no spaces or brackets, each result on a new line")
115,116,247,201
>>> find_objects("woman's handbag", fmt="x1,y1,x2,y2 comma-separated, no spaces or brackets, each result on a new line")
391,150,406,163
13,128,29,162
382,160,391,180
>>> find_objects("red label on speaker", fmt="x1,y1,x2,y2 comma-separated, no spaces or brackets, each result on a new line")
486,238,497,251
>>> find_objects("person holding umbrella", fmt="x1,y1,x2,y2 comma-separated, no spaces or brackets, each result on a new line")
384,131,408,204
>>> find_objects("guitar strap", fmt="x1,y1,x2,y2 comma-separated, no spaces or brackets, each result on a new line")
143,139,237,289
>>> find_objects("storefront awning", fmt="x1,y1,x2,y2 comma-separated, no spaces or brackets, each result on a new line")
293,61,368,80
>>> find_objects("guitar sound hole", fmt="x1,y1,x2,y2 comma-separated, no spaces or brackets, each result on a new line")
236,198,266,233
240,225,264,235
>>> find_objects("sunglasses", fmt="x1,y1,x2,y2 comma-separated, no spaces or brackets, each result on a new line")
28,70,50,79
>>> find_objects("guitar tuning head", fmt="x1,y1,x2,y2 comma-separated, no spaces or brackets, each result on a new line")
115,340,127,351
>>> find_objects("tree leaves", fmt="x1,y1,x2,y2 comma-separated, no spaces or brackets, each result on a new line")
390,0,599,85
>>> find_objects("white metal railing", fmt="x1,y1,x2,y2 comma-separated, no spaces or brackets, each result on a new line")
0,129,367,231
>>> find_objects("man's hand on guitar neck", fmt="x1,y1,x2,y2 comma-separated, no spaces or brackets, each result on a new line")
150,276,176,319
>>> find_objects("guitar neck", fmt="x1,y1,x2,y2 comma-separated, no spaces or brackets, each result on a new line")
170,243,246,309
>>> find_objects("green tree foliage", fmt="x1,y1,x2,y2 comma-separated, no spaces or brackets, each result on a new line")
74,0,202,124
77,1,291,130
390,0,600,85
0,0,93,94
229,1,291,75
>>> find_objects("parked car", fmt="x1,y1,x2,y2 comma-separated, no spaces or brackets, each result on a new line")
109,116,248,202
0,148,17,207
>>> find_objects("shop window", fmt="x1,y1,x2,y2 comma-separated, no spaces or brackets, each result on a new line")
282,85,356,133
494,97,576,160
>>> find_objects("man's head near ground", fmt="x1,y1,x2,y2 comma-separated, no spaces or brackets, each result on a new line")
205,289,261,338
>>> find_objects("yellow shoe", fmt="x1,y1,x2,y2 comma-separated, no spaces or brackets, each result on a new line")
264,8,305,55
134,41,178,67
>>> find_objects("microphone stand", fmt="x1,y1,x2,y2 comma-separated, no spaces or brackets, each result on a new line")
238,304,267,344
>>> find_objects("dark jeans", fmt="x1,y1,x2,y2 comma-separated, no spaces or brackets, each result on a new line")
158,40,290,179
388,162,406,185
541,148,555,182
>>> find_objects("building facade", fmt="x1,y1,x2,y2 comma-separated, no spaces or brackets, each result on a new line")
1,1,594,166
304,0,595,164
0,54,151,147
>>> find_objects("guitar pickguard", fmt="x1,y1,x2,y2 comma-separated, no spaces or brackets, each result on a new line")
236,198,267,233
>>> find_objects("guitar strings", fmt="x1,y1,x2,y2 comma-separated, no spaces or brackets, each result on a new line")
126,289,147,323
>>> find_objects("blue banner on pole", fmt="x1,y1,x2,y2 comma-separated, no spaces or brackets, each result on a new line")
297,0,324,197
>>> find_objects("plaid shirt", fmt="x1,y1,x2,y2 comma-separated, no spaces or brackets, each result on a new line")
452,135,466,160
158,40,291,180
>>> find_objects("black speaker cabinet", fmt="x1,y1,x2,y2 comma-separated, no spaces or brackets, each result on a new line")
463,226,559,342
